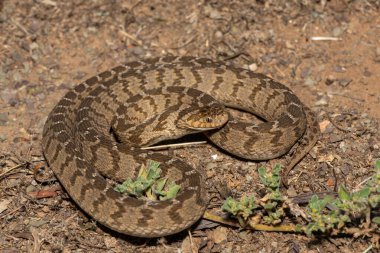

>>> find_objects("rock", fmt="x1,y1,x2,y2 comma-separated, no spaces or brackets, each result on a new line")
338,78,352,87
0,199,11,214
332,27,343,37
333,65,346,73
325,75,336,85
339,141,346,152
319,119,332,133
208,226,228,244
304,77,316,86
329,134,344,143
315,96,328,106
204,5,222,19
131,46,145,56
363,68,372,77
29,218,48,227
8,98,20,107
300,67,311,79
248,63,258,72
215,30,223,39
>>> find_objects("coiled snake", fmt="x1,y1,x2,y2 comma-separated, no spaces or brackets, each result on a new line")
42,56,319,237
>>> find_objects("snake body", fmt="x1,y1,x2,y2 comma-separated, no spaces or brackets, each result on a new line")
42,56,319,237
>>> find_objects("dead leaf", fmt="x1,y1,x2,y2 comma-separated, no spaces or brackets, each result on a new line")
319,119,332,133
27,187,60,199
0,199,11,214
207,226,228,244
181,235,201,253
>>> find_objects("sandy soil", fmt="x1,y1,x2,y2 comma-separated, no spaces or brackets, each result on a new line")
0,0,379,252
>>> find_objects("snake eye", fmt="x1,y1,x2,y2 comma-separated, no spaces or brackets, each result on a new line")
205,117,213,123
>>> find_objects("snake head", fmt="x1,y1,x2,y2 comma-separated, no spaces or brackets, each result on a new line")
177,104,229,131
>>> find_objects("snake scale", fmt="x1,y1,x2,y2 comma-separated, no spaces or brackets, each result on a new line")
42,56,320,238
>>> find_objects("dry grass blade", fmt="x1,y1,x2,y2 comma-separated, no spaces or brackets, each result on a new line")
0,163,28,179
140,141,207,150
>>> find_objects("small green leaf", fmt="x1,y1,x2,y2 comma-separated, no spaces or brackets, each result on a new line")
295,224,303,233
263,202,277,211
375,160,380,170
308,195,324,212
222,197,239,216
372,217,380,225
153,178,167,194
160,182,181,201
353,187,370,201
258,167,267,181
272,164,282,176
338,185,351,202
269,190,283,201
222,195,257,220
369,194,380,208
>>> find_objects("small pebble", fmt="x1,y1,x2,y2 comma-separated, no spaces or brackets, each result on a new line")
333,65,346,73
29,42,39,50
339,141,346,152
285,41,294,49
332,27,343,37
338,78,352,87
215,30,223,39
341,163,352,175
315,96,328,106
26,185,37,193
304,77,316,86
205,162,217,171
248,63,258,72
208,8,222,19
88,26,97,33
329,134,344,143
8,98,19,107
29,218,48,228
131,46,145,56
363,68,372,77
325,75,336,86
300,67,311,79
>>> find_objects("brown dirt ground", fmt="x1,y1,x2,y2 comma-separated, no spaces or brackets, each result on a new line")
0,0,380,252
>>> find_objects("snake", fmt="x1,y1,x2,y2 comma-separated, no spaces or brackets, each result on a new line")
42,56,320,238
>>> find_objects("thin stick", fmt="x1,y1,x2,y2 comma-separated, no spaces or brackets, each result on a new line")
9,18,30,35
171,35,198,49
310,36,342,41
329,92,365,103
0,163,27,178
247,220,298,232
118,30,143,46
187,229,195,253
202,211,240,228
140,141,207,150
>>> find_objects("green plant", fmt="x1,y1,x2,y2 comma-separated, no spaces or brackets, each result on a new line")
115,160,180,201
220,160,380,238
258,164,285,225
305,160,380,235
222,164,286,226
222,195,257,226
